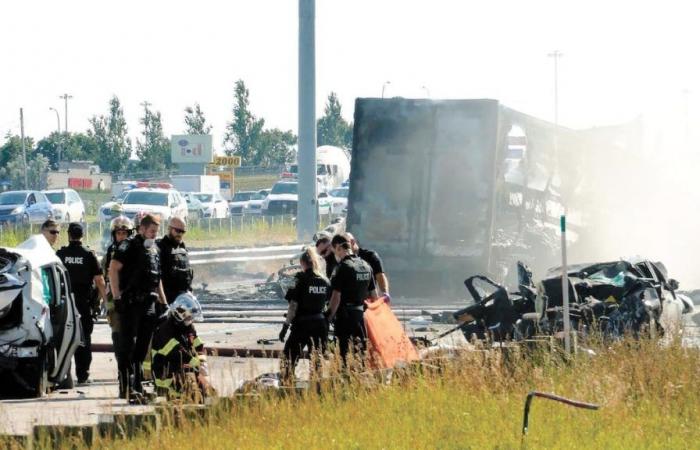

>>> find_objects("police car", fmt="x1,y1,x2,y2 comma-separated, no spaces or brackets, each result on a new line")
0,236,81,398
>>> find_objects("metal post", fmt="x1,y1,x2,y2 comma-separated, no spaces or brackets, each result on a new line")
297,0,317,242
49,107,62,167
59,93,73,133
382,81,391,98
560,215,571,354
19,108,28,189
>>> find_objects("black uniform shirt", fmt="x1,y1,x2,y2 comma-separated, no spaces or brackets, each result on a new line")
57,241,102,308
157,235,193,303
113,234,161,295
357,247,384,276
285,268,330,317
324,253,337,279
330,255,375,307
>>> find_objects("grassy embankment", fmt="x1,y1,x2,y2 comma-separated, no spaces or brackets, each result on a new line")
23,337,700,449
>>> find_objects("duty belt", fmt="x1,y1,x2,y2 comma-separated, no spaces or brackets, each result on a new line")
295,313,325,321
341,304,364,312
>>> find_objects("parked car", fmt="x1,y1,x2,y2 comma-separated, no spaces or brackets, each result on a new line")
261,181,298,215
98,190,130,222
245,191,267,215
182,192,207,220
229,191,257,215
42,189,85,223
326,187,349,215
0,236,81,398
120,188,188,223
0,191,53,224
192,192,229,218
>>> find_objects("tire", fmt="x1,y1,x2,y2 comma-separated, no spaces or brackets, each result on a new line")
19,352,49,398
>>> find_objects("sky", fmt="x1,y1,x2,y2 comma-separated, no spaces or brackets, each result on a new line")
1,0,698,150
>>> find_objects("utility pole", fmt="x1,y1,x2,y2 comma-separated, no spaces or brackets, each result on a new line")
49,107,62,168
381,81,391,98
59,93,73,133
140,100,152,111
548,49,570,354
297,0,317,241
19,108,28,189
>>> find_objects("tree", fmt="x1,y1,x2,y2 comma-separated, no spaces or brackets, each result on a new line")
184,103,212,135
317,92,352,149
88,96,132,173
254,128,297,167
223,80,264,163
136,103,171,172
0,134,46,190
36,132,98,170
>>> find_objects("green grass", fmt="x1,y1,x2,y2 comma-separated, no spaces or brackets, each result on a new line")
22,337,700,449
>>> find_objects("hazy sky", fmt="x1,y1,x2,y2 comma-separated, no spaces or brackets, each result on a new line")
1,0,697,149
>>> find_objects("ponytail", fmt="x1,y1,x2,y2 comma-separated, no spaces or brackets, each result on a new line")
300,246,323,278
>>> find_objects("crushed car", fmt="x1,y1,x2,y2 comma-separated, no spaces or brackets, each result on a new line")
453,259,691,344
0,236,82,398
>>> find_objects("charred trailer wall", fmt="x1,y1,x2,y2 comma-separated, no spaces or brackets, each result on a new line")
347,98,503,297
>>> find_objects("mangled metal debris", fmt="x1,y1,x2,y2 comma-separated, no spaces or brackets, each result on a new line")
453,259,692,344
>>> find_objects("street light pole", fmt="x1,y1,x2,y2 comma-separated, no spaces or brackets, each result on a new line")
49,107,62,168
19,108,28,189
421,85,431,98
381,81,391,98
59,93,73,133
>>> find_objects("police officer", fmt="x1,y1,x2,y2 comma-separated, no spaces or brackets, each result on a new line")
102,215,133,398
314,232,337,279
157,217,193,306
109,213,168,403
57,223,107,385
344,232,390,296
278,247,330,381
327,234,379,364
151,293,211,401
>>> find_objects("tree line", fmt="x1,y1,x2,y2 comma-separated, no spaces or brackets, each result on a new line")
0,80,353,189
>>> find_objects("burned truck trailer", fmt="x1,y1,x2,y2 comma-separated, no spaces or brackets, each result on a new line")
347,98,578,297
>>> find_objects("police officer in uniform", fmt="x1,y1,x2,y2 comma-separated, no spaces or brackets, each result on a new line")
57,223,107,384
327,234,379,364
102,215,133,398
344,232,390,296
151,293,211,401
157,217,193,306
278,247,330,381
109,213,168,402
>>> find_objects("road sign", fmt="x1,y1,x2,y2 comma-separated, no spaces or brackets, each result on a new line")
171,135,213,164
212,156,242,167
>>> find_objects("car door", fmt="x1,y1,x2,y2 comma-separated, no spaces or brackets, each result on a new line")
43,263,81,382
36,193,52,220
25,193,39,222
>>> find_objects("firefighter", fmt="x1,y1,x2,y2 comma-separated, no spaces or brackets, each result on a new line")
102,215,133,398
57,223,107,385
344,232,390,296
109,213,168,403
327,234,379,364
157,217,193,306
151,293,211,400
278,247,330,381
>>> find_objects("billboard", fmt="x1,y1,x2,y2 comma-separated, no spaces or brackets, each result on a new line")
171,135,213,164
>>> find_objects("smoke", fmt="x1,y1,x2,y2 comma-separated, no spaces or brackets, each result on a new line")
564,115,700,289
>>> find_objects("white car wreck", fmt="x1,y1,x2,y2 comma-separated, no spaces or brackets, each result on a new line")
0,236,81,398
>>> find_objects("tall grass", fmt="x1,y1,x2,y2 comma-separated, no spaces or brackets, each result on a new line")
36,337,700,449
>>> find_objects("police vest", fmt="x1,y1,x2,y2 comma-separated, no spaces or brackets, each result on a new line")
292,270,330,316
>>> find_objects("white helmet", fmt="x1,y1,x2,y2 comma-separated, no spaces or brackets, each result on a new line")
169,292,203,326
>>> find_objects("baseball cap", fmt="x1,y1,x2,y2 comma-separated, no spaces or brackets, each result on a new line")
67,222,83,239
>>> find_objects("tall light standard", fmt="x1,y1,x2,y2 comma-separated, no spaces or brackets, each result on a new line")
547,50,562,128
421,85,431,98
59,93,73,133
49,107,62,168
381,81,391,98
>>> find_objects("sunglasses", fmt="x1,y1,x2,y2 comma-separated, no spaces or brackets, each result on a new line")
170,227,186,234
48,230,60,235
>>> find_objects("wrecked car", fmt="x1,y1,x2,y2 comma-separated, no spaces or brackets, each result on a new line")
0,236,82,398
454,259,690,343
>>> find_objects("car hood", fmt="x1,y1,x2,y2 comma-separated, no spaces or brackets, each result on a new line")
121,204,170,214
0,203,24,211
267,194,298,202
229,201,248,207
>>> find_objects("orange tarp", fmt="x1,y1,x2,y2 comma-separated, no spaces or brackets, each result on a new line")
364,296,419,368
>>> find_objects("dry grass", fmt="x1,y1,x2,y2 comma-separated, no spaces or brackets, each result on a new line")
28,337,699,449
